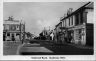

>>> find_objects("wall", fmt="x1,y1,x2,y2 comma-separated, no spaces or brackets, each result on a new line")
86,24,94,46
86,9,94,23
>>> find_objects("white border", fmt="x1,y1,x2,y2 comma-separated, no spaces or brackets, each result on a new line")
0,0,96,60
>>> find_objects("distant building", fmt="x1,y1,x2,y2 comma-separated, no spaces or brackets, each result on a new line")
25,32,34,40
3,16,25,41
54,2,94,46
42,29,50,40
39,28,53,40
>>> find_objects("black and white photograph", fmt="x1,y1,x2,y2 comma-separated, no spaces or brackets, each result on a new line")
3,1,94,57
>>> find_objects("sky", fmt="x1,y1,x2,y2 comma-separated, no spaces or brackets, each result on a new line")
3,2,87,36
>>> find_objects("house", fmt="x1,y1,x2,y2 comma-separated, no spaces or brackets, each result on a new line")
3,16,25,42
54,2,94,46
54,22,64,44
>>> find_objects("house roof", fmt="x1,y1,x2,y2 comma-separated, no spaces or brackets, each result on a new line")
55,21,62,27
55,2,93,29
61,2,93,21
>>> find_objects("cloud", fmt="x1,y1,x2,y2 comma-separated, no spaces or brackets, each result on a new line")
3,2,86,36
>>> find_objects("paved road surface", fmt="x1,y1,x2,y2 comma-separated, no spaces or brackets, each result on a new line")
19,43,54,55
3,41,22,55
18,40,93,55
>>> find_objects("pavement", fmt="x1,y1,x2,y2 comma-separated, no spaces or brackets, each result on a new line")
19,43,54,55
19,40,93,55
3,41,22,55
40,41,94,55
67,43,93,49
3,40,94,55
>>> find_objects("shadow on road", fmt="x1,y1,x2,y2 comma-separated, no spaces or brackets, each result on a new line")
19,40,94,55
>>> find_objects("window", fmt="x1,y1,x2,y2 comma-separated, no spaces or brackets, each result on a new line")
78,29,82,40
10,25,16,31
80,12,84,24
16,33,20,36
65,20,66,27
17,25,20,30
62,21,64,27
75,13,79,25
70,17,72,26
71,16,73,25
63,20,65,27
69,18,70,26
7,33,10,36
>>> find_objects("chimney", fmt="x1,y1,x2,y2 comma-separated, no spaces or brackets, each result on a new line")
69,8,73,14
64,14,67,18
67,8,73,15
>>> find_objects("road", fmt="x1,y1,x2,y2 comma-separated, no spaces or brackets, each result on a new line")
3,41,22,55
18,39,93,55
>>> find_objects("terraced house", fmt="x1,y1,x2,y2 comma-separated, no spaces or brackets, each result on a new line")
55,2,94,46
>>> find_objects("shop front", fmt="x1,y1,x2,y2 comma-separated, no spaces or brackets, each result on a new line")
73,28,86,45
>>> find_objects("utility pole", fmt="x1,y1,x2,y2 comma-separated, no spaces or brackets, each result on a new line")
44,27,45,36
24,21,25,42
49,26,50,31
20,20,23,44
20,21,22,43
48,26,50,41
